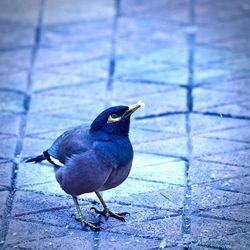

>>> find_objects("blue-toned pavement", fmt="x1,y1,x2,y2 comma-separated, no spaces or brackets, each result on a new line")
0,0,250,249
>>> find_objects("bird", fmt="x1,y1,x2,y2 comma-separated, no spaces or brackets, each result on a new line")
26,100,144,230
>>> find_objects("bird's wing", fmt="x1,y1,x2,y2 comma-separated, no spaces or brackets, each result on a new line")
46,125,92,165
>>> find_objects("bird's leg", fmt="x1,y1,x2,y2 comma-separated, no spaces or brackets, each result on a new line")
91,192,129,222
72,196,101,231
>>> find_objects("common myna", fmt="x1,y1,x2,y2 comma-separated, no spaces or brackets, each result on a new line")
26,101,144,230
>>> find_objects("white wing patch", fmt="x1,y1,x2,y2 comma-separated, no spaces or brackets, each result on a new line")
50,156,64,167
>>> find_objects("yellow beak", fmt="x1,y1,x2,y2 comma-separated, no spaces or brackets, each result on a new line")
123,100,145,119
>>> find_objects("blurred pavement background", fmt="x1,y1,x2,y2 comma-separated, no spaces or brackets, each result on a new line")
0,0,250,249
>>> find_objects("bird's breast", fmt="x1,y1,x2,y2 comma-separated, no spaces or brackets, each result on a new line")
95,136,133,168
98,162,132,191
95,136,134,191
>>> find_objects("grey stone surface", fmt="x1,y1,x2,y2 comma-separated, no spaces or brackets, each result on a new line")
108,215,183,241
189,160,249,185
134,136,188,158
0,137,17,159
198,148,250,167
197,203,250,223
0,72,28,91
198,231,250,250
108,186,184,211
0,114,21,137
0,49,31,75
0,0,39,24
98,232,162,250
6,233,94,250
192,186,250,211
192,136,250,157
11,190,74,216
0,0,250,249
0,162,12,188
0,191,8,216
4,219,69,245
43,0,114,25
0,91,25,113
191,216,250,246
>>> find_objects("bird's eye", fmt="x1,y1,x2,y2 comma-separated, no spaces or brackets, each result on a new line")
107,113,121,123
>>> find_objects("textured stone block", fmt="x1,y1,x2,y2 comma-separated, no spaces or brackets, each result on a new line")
134,136,188,158
0,22,34,49
0,114,21,136
108,186,184,211
198,148,250,167
4,219,69,246
0,190,8,216
6,232,93,250
32,59,109,91
98,232,161,250
189,160,249,185
108,215,182,241
41,19,112,46
0,49,31,75
198,203,250,224
192,136,250,157
192,186,250,212
12,190,78,217
43,0,114,24
121,0,189,24
192,216,250,249
0,91,25,114
131,160,185,186
0,162,12,187
0,137,16,159
0,0,39,24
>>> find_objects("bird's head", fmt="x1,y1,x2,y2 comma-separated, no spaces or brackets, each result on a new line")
90,101,145,136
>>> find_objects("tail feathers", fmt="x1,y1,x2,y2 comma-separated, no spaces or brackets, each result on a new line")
26,154,46,163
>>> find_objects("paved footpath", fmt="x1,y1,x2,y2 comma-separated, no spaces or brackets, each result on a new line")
0,0,250,249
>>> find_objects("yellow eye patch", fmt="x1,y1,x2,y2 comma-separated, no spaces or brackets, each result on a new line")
107,115,122,123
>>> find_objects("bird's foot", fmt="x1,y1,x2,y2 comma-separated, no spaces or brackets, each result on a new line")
71,214,102,231
90,207,129,222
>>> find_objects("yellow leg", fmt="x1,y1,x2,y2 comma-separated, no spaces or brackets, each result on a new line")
72,196,101,231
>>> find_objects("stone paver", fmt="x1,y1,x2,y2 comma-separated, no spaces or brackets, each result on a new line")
0,0,250,249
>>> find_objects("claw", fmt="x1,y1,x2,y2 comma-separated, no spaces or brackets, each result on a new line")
71,213,102,231
90,206,129,221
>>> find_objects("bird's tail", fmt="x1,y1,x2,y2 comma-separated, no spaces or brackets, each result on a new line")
26,154,46,163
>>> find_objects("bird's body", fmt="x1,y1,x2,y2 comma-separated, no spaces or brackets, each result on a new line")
51,125,133,196
26,101,144,230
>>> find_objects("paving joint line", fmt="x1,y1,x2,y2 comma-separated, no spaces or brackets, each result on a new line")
135,111,187,120
35,55,108,71
104,0,120,108
192,201,250,214
118,78,188,88
202,98,250,110
13,205,76,218
181,0,196,249
191,174,250,187
128,176,185,187
135,150,188,162
0,0,45,245
3,229,78,249
195,146,250,159
214,188,250,196
194,213,250,225
197,244,227,250
194,159,250,169
198,135,250,144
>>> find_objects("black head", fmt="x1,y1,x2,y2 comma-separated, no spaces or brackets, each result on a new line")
90,102,143,136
